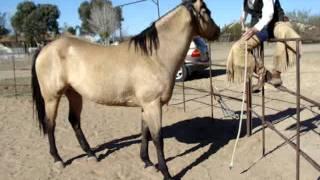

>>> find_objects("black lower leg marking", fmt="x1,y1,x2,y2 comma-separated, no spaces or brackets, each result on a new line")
151,130,172,179
140,120,153,167
47,120,63,163
69,112,96,158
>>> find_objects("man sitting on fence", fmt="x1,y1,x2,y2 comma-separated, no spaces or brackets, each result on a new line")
226,0,301,91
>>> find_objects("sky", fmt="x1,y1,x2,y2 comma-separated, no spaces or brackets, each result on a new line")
1,0,320,35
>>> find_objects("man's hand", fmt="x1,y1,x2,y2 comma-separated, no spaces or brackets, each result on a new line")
242,27,259,40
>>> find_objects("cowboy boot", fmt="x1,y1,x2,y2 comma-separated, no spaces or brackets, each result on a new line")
269,70,282,86
252,69,282,92
252,66,267,93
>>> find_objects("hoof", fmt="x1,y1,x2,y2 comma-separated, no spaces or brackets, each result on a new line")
252,85,261,93
164,177,175,180
269,78,282,87
87,156,98,162
144,161,154,168
54,161,65,169
155,164,161,172
145,165,158,173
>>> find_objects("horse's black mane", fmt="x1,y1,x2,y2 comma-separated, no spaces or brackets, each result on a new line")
130,22,159,56
129,0,196,56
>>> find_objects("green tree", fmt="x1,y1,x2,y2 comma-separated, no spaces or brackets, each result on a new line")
11,1,37,34
221,22,242,41
309,16,320,27
37,4,60,33
67,26,76,35
62,23,77,35
11,2,60,44
78,1,91,34
0,12,10,37
286,10,320,42
286,10,311,24
286,10,320,27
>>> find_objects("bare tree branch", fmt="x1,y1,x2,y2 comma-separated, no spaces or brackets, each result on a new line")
88,3,120,44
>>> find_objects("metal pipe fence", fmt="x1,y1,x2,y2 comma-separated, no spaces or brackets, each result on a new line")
245,38,320,180
179,39,320,179
0,50,32,98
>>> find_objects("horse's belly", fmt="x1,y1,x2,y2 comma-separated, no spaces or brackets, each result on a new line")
70,71,139,106
94,96,139,107
83,88,139,107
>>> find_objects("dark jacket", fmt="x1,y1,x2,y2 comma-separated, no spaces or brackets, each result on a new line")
244,0,285,37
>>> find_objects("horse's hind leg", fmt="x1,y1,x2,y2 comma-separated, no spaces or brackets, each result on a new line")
45,97,64,167
142,99,172,180
66,89,97,160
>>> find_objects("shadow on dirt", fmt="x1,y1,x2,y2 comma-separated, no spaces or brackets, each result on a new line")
251,107,300,132
163,117,240,179
65,106,315,179
65,117,242,179
188,68,226,81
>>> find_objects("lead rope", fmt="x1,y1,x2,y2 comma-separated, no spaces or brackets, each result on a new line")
212,88,239,120
229,39,249,169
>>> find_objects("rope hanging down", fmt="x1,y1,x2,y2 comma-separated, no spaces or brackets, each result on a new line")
229,39,249,169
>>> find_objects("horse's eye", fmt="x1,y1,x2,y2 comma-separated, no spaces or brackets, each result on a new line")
201,8,210,17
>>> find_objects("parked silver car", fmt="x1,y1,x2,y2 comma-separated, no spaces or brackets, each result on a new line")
176,37,209,82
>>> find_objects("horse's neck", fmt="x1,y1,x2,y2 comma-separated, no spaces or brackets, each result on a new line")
155,6,194,77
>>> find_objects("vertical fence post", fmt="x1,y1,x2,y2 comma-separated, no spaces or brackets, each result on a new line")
182,79,186,112
246,79,252,136
11,54,17,98
208,42,214,119
295,40,301,180
261,44,266,156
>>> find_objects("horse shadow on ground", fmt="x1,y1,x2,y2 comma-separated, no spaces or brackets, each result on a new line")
285,113,320,135
65,117,241,178
162,117,240,179
251,107,300,132
188,68,226,81
65,107,318,179
251,107,319,136
240,107,320,173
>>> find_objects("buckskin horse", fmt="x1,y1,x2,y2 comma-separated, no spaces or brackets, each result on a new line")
32,0,220,179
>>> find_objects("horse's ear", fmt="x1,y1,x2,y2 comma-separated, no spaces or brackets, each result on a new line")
193,0,203,12
182,0,197,3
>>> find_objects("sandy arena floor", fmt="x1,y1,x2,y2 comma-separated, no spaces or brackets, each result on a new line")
0,43,319,180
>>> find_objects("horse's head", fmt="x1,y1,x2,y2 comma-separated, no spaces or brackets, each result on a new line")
183,0,220,41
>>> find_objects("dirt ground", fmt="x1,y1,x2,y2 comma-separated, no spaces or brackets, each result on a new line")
0,43,319,180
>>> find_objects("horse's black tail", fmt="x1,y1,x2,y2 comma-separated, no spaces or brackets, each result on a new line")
31,48,47,134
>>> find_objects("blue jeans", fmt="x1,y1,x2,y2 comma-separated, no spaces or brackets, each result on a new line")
256,27,269,42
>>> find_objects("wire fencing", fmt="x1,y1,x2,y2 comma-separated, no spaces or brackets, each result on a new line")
0,47,33,98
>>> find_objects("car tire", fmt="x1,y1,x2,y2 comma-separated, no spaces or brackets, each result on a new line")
176,65,188,82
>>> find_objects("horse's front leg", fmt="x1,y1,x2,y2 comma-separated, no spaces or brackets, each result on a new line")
140,111,153,168
142,99,173,180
